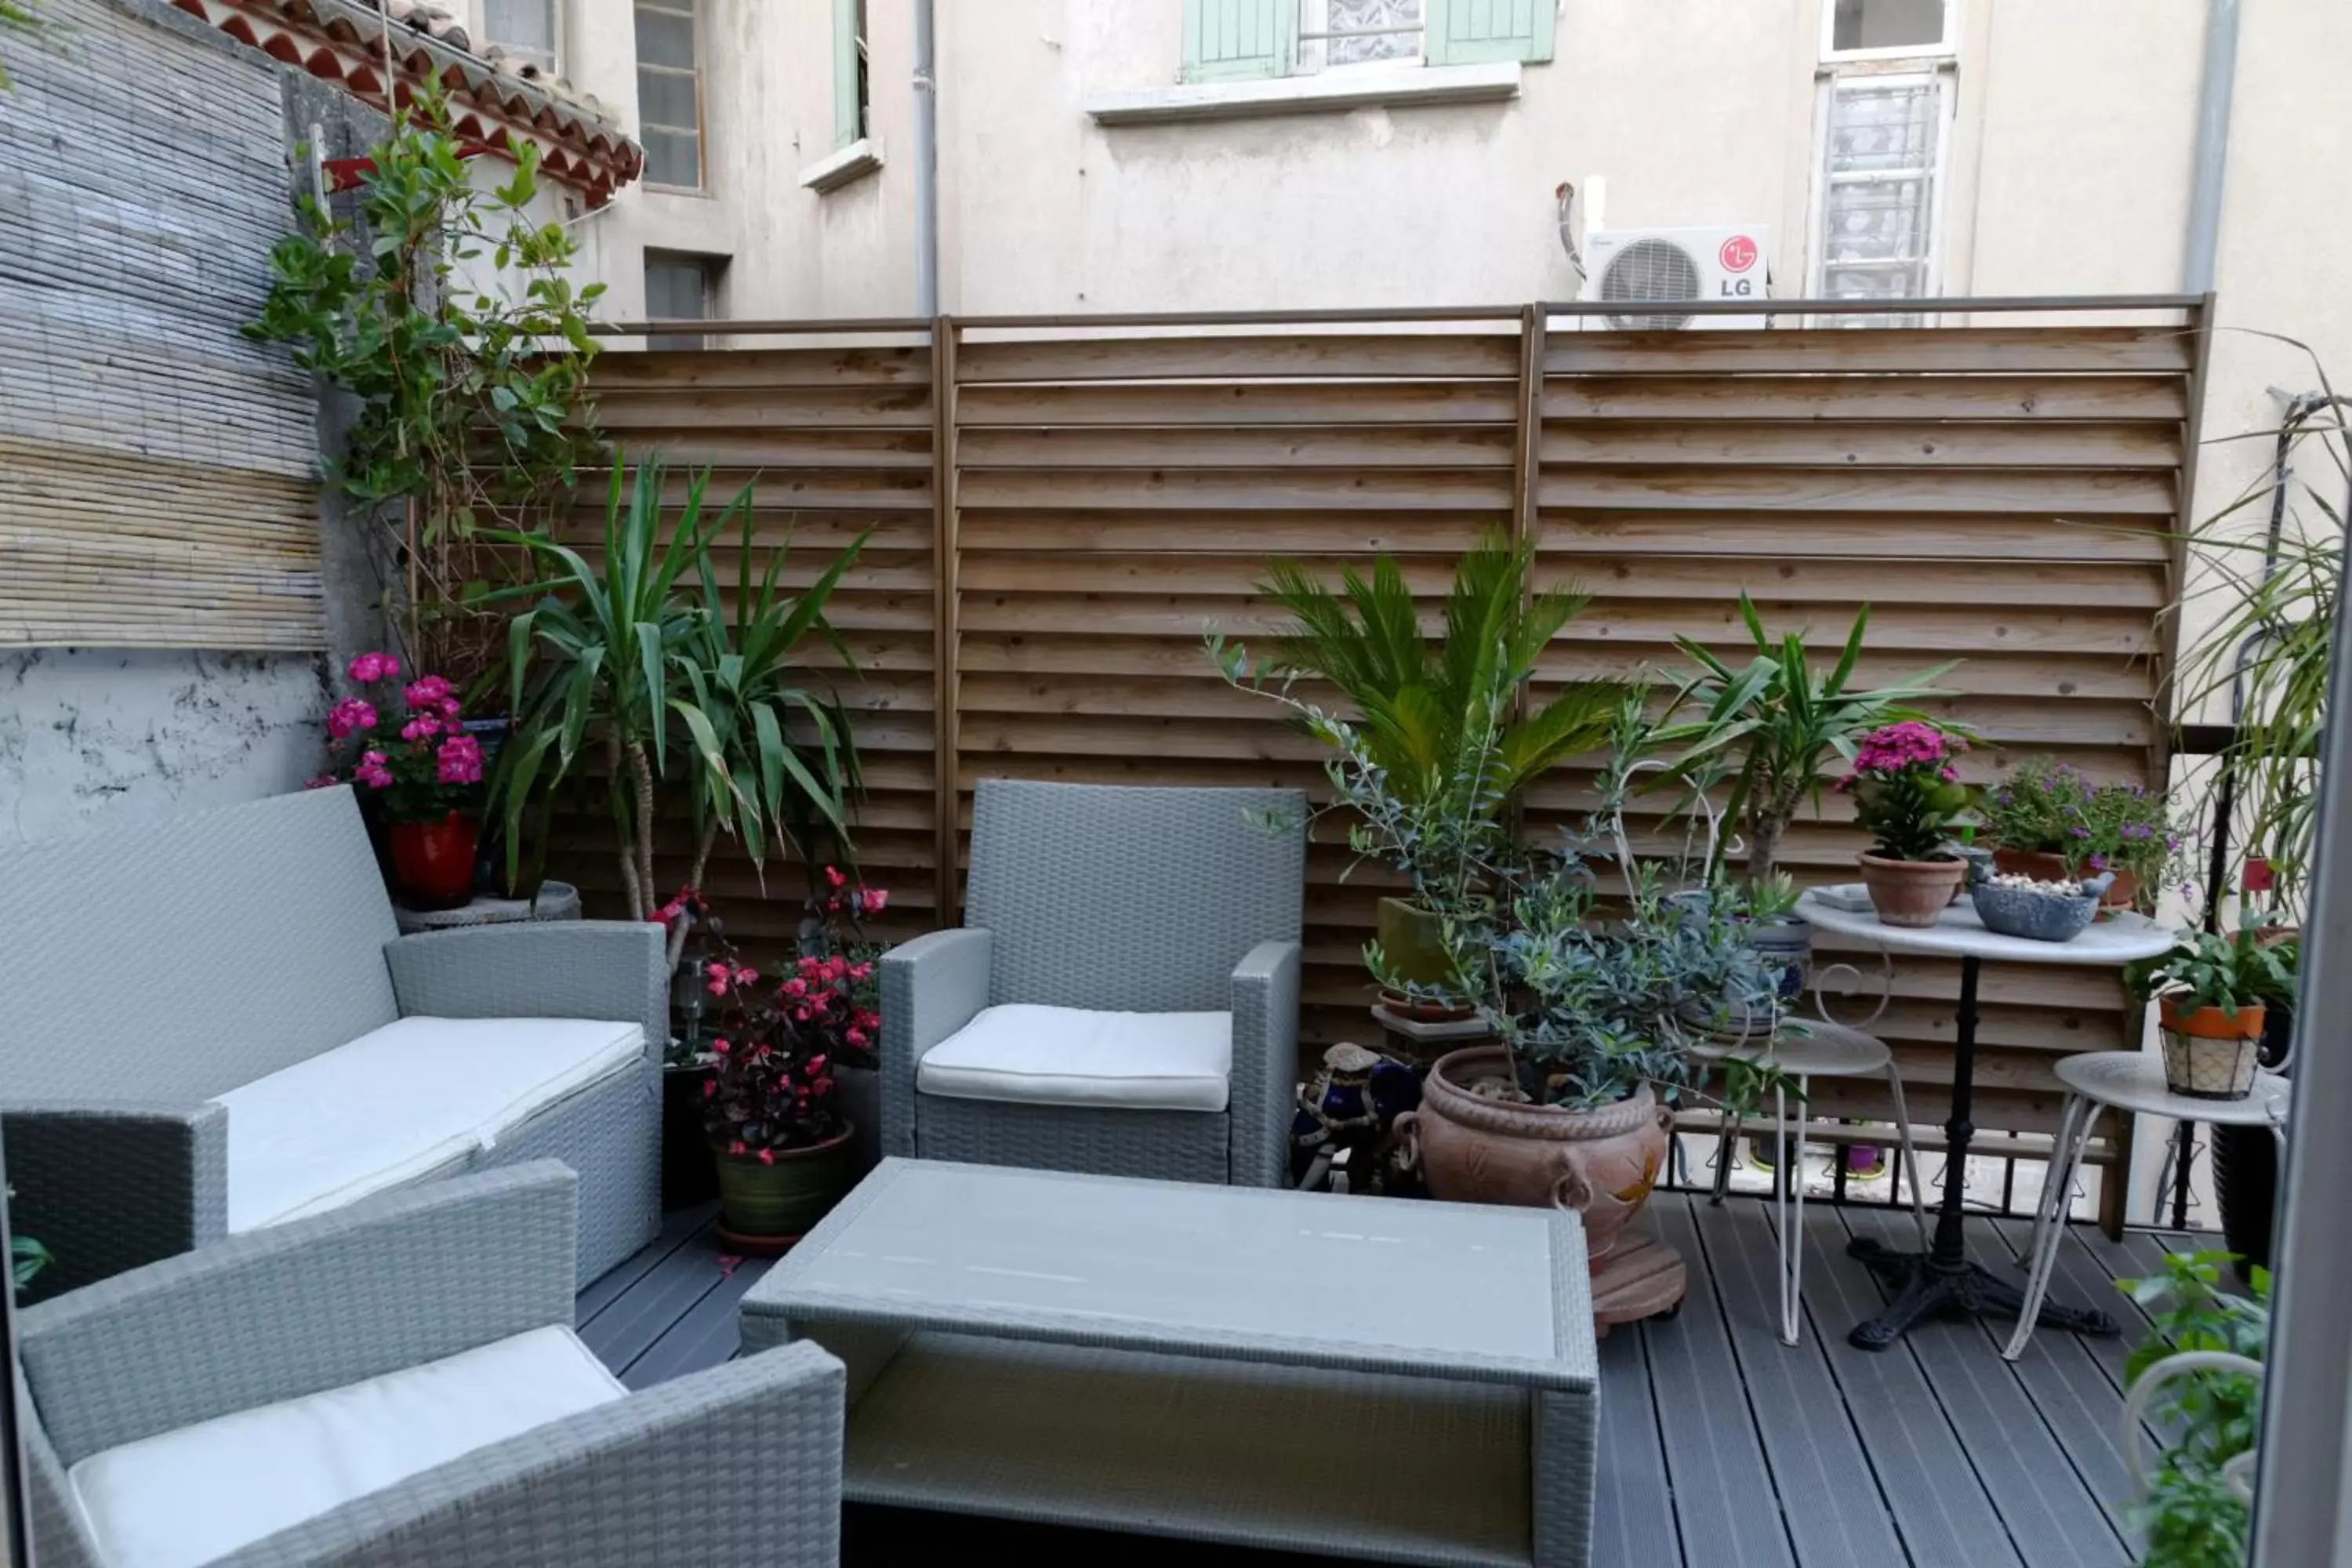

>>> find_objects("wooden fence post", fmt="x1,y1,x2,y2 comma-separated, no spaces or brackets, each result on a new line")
931,315,962,927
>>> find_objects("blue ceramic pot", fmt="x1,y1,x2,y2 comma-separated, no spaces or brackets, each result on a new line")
1969,867,2113,943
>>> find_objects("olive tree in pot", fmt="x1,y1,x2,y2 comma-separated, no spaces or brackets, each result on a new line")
1214,535,1625,1007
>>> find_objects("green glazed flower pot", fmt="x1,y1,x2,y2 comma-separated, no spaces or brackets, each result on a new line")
1375,896,1450,988
711,1125,856,1253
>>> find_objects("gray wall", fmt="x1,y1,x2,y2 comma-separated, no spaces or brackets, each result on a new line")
0,0,387,846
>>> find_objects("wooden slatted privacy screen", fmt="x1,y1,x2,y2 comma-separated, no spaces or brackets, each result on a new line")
0,0,325,649
580,299,2205,1159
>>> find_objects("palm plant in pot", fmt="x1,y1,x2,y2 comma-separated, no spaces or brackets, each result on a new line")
1654,597,1959,965
2126,916,2293,1101
1214,535,1625,1007
1840,720,1976,926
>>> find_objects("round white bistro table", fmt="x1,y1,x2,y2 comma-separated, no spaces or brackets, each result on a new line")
1795,891,2176,1352
2004,1052,2288,1360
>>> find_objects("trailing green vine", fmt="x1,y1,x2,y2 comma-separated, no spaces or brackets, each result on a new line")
246,88,605,691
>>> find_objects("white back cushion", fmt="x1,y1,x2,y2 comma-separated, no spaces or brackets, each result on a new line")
69,1325,625,1568
916,1004,1232,1112
212,1016,644,1232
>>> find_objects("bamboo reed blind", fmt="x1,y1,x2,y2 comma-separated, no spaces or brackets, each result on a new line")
578,302,2205,1149
0,0,325,649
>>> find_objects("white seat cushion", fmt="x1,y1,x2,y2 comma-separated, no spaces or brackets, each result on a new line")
916,1004,1232,1112
68,1324,626,1568
212,1015,644,1232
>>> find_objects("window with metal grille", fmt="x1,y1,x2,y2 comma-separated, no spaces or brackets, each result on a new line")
634,0,702,189
484,0,557,73
1298,0,1422,72
1817,73,1946,325
644,251,722,349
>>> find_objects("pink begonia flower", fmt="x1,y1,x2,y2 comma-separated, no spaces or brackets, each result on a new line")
858,887,890,915
735,967,759,988
706,963,734,997
346,652,398,684
846,1027,868,1048
823,865,847,889
326,698,377,740
435,733,483,785
757,1148,775,1166
404,675,454,708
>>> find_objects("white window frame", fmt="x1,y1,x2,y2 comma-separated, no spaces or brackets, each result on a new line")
1805,62,1957,320
635,0,706,194
1295,0,1426,78
483,0,562,74
1818,0,1958,64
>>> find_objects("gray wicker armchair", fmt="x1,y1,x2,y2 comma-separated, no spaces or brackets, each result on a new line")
881,779,1306,1186
16,1162,844,1568
0,787,663,1294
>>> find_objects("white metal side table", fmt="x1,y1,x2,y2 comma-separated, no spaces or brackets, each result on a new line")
2004,1052,2288,1360
1795,892,2176,1352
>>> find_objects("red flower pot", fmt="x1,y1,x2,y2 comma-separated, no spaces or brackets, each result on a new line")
389,812,480,909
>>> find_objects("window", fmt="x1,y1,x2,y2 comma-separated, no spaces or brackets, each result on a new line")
1179,0,1551,82
644,251,721,349
1823,0,1954,60
1813,73,1950,323
832,0,871,149
634,0,702,189
484,0,557,73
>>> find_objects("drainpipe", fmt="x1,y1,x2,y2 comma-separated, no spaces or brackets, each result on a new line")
2183,0,2239,292
913,0,939,315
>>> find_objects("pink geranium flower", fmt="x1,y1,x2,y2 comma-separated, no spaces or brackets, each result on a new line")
354,750,394,789
403,675,454,709
346,651,399,684
327,698,376,740
401,714,443,742
435,733,483,785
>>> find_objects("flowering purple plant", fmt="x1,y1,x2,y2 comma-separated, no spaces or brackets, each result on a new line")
308,652,487,823
1981,756,2176,886
1839,721,1975,862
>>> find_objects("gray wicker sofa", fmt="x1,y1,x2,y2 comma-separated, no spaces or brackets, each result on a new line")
0,786,663,1293
881,779,1305,1186
18,1163,844,1568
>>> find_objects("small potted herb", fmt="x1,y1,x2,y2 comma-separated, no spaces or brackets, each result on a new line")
1980,757,2176,913
1839,721,1975,927
2125,918,2292,1101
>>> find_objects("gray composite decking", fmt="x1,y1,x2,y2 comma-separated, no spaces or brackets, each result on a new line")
575,1190,2203,1566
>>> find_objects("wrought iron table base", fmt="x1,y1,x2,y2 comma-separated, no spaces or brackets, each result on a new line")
1846,1235,2119,1350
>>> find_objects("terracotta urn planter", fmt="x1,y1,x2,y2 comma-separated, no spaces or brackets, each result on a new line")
1992,847,2137,912
1393,1047,1672,1261
388,811,479,909
711,1126,858,1253
1857,852,1964,928
2158,1000,2267,1101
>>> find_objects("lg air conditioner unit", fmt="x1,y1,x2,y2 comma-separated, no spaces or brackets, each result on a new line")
1577,226,1773,330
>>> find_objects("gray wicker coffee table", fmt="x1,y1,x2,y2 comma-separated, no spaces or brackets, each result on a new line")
740,1157,1599,1566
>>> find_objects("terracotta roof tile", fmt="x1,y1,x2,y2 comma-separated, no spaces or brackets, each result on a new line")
173,0,643,205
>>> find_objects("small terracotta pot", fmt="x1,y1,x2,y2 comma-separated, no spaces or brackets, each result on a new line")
1992,848,2137,911
1394,1047,1671,1260
712,1125,858,1252
388,811,479,909
1857,852,1965,928
2158,1001,2267,1101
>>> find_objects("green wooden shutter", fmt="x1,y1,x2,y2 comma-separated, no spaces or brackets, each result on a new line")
832,0,862,147
1181,0,1298,82
1425,0,1555,64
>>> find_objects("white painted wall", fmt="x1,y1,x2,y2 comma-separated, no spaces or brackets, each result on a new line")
0,652,328,848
